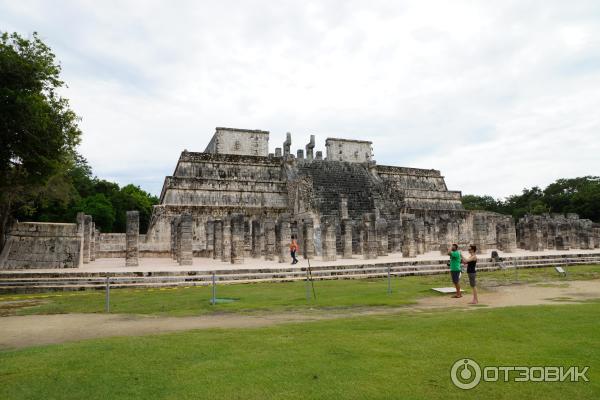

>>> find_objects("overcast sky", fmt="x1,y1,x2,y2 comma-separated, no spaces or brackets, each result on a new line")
2,0,599,198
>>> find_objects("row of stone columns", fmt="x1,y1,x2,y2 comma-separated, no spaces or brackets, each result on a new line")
179,211,457,265
193,214,319,264
170,213,193,266
517,214,599,251
78,210,141,267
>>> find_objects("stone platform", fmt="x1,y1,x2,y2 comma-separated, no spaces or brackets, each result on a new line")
1,249,599,293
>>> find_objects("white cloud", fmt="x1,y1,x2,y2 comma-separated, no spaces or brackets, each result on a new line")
1,0,599,198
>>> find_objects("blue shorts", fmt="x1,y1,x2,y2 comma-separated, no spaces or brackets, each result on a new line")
451,271,461,284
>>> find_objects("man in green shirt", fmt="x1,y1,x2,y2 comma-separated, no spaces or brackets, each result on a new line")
448,243,463,298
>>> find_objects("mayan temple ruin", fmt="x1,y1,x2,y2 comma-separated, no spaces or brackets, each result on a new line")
1,127,599,270
140,126,522,265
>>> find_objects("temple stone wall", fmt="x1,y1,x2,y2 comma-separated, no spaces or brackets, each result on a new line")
0,222,83,269
204,127,269,157
325,138,373,163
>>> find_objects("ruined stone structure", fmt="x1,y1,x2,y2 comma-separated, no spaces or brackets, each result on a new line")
139,127,527,264
0,214,98,269
2,127,597,270
517,213,600,251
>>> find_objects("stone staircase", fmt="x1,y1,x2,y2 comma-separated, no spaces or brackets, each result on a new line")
1,253,599,294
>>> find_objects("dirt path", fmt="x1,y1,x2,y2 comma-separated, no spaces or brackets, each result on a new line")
418,279,600,309
1,280,599,350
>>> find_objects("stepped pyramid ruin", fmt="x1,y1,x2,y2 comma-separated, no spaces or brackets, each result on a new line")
143,127,518,263
2,126,598,269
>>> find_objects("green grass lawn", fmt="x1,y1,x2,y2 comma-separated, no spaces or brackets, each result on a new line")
1,301,599,399
2,264,600,317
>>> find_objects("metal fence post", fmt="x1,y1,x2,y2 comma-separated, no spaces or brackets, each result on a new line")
105,276,110,313
305,268,311,301
211,272,216,305
387,265,392,295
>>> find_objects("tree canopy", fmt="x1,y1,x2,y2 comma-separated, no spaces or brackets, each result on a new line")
1,31,158,245
1,31,82,248
462,176,600,222
17,156,159,233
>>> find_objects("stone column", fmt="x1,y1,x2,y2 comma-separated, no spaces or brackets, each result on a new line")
205,219,214,258
401,215,417,258
251,220,262,258
171,217,178,260
306,135,315,160
341,218,353,259
388,219,402,253
302,220,315,259
439,243,448,255
264,219,276,261
90,222,96,262
179,213,193,265
415,217,425,255
222,216,231,263
176,219,182,264
339,196,349,219
76,212,85,267
231,213,245,264
213,220,223,260
126,211,139,267
363,213,378,259
94,228,100,260
277,216,291,263
528,217,544,251
283,132,292,156
295,220,303,256
355,225,364,256
83,215,92,264
376,217,388,256
321,216,337,261
496,219,516,253
244,219,252,257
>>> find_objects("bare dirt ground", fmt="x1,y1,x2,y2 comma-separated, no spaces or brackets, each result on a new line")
1,280,599,350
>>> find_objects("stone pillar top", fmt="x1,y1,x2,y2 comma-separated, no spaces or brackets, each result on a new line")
306,135,315,161
283,132,292,156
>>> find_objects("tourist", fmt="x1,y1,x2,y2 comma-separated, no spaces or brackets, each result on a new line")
463,244,478,304
290,235,299,265
447,243,462,298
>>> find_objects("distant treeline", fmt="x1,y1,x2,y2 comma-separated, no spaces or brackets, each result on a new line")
462,176,600,222
15,156,159,234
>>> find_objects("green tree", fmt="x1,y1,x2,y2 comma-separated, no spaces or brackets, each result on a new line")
75,193,116,232
461,195,501,212
114,184,158,233
0,31,81,250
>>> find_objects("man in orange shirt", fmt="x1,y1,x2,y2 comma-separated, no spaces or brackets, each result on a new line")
290,235,299,265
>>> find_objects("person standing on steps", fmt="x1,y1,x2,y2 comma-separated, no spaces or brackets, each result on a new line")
448,243,462,298
463,244,478,304
290,235,299,265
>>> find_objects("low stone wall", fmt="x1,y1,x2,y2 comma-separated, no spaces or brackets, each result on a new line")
97,233,167,258
0,222,82,269
97,233,126,258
